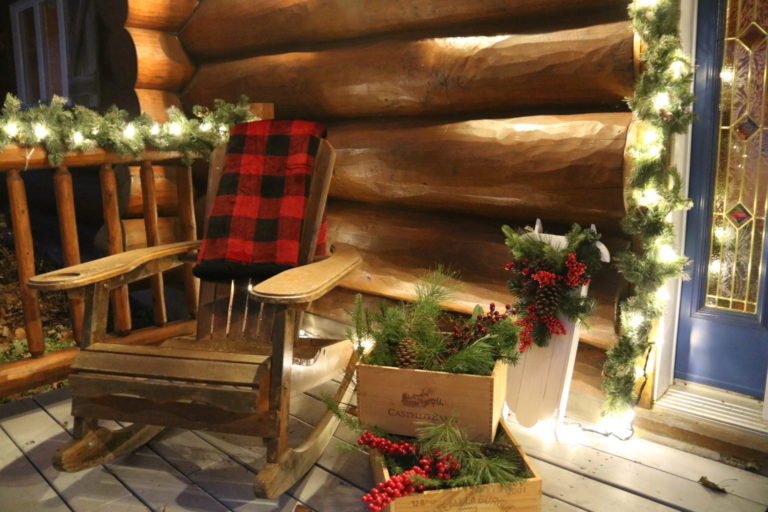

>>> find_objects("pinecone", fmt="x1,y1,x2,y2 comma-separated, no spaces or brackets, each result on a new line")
534,285,561,317
395,338,419,369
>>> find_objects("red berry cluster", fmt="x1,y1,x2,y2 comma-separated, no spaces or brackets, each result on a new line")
448,303,515,355
361,445,461,511
358,431,415,456
531,270,558,287
565,252,590,287
362,465,427,511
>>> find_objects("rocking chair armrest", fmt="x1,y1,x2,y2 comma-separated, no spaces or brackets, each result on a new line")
28,241,201,291
249,243,362,304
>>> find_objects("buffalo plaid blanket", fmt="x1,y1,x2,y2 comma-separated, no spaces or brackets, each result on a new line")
193,120,329,282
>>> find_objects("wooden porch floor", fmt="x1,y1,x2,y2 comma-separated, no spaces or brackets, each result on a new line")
2,384,767,512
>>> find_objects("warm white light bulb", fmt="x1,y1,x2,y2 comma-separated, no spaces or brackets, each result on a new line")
33,123,48,140
627,312,645,330
72,131,84,145
218,124,228,134
655,287,670,303
3,122,18,137
634,365,646,379
653,92,671,110
720,68,734,84
641,126,662,146
123,123,136,138
168,122,183,136
709,259,721,274
636,188,661,207
150,123,160,135
658,244,677,262
199,122,212,132
669,60,687,79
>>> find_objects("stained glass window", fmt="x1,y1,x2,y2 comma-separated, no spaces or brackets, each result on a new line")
705,0,767,314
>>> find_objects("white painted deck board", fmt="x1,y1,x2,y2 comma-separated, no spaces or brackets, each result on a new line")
509,422,766,512
0,398,148,512
567,424,768,506
0,419,71,512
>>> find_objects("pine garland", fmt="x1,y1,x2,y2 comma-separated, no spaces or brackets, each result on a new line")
0,93,258,166
350,270,521,376
604,0,694,411
502,224,604,352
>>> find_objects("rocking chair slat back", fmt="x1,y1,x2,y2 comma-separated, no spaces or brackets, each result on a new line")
195,139,335,345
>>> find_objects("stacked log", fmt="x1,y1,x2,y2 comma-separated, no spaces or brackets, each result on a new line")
178,0,634,349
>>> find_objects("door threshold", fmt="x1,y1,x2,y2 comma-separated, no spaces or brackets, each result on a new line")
654,380,768,438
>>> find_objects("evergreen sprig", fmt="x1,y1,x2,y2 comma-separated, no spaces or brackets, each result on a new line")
604,0,695,411
0,93,257,166
349,270,520,376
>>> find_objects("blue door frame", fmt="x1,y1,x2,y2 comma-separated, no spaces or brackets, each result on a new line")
676,0,768,398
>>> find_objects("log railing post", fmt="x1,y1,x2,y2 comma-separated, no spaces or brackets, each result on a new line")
53,165,84,342
176,164,198,317
139,160,167,325
99,163,132,334
6,169,45,357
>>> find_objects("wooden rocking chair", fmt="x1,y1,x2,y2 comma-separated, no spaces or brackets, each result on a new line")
28,138,361,498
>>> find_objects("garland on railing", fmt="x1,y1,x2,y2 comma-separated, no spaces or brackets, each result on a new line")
0,94,258,166
602,0,694,412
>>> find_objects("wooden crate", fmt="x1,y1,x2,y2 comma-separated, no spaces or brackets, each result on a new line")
369,420,542,512
356,361,507,442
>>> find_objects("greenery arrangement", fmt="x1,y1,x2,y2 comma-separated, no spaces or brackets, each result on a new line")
350,271,520,376
502,224,604,352
0,93,258,166
354,418,529,511
604,0,694,411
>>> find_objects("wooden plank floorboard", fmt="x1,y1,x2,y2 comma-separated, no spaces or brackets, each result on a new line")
35,390,234,512
532,458,677,512
509,423,766,512
0,420,72,511
0,398,149,512
565,425,768,506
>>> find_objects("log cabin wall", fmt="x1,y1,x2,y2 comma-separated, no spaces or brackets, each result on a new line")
93,1,198,271
176,0,637,350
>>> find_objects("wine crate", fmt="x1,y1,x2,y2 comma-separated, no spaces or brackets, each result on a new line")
356,360,506,442
368,420,542,512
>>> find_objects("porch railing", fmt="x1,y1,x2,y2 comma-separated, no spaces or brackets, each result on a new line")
0,144,200,395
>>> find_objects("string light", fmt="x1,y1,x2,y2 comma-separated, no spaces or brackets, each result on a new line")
635,187,661,207
123,123,136,138
168,122,183,136
627,312,645,330
657,244,678,262
200,122,212,132
33,123,49,140
653,92,671,110
655,287,670,303
669,60,687,79
150,123,160,135
72,131,84,145
709,259,721,274
3,122,18,137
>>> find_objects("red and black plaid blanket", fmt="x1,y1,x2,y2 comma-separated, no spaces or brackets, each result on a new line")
193,120,329,282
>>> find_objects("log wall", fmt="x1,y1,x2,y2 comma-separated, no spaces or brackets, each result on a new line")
176,0,634,349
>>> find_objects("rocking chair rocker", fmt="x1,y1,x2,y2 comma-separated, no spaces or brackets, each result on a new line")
28,132,361,498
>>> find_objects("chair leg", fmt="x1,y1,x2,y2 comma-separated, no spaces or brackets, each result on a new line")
265,307,295,463
254,351,358,499
54,423,164,472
